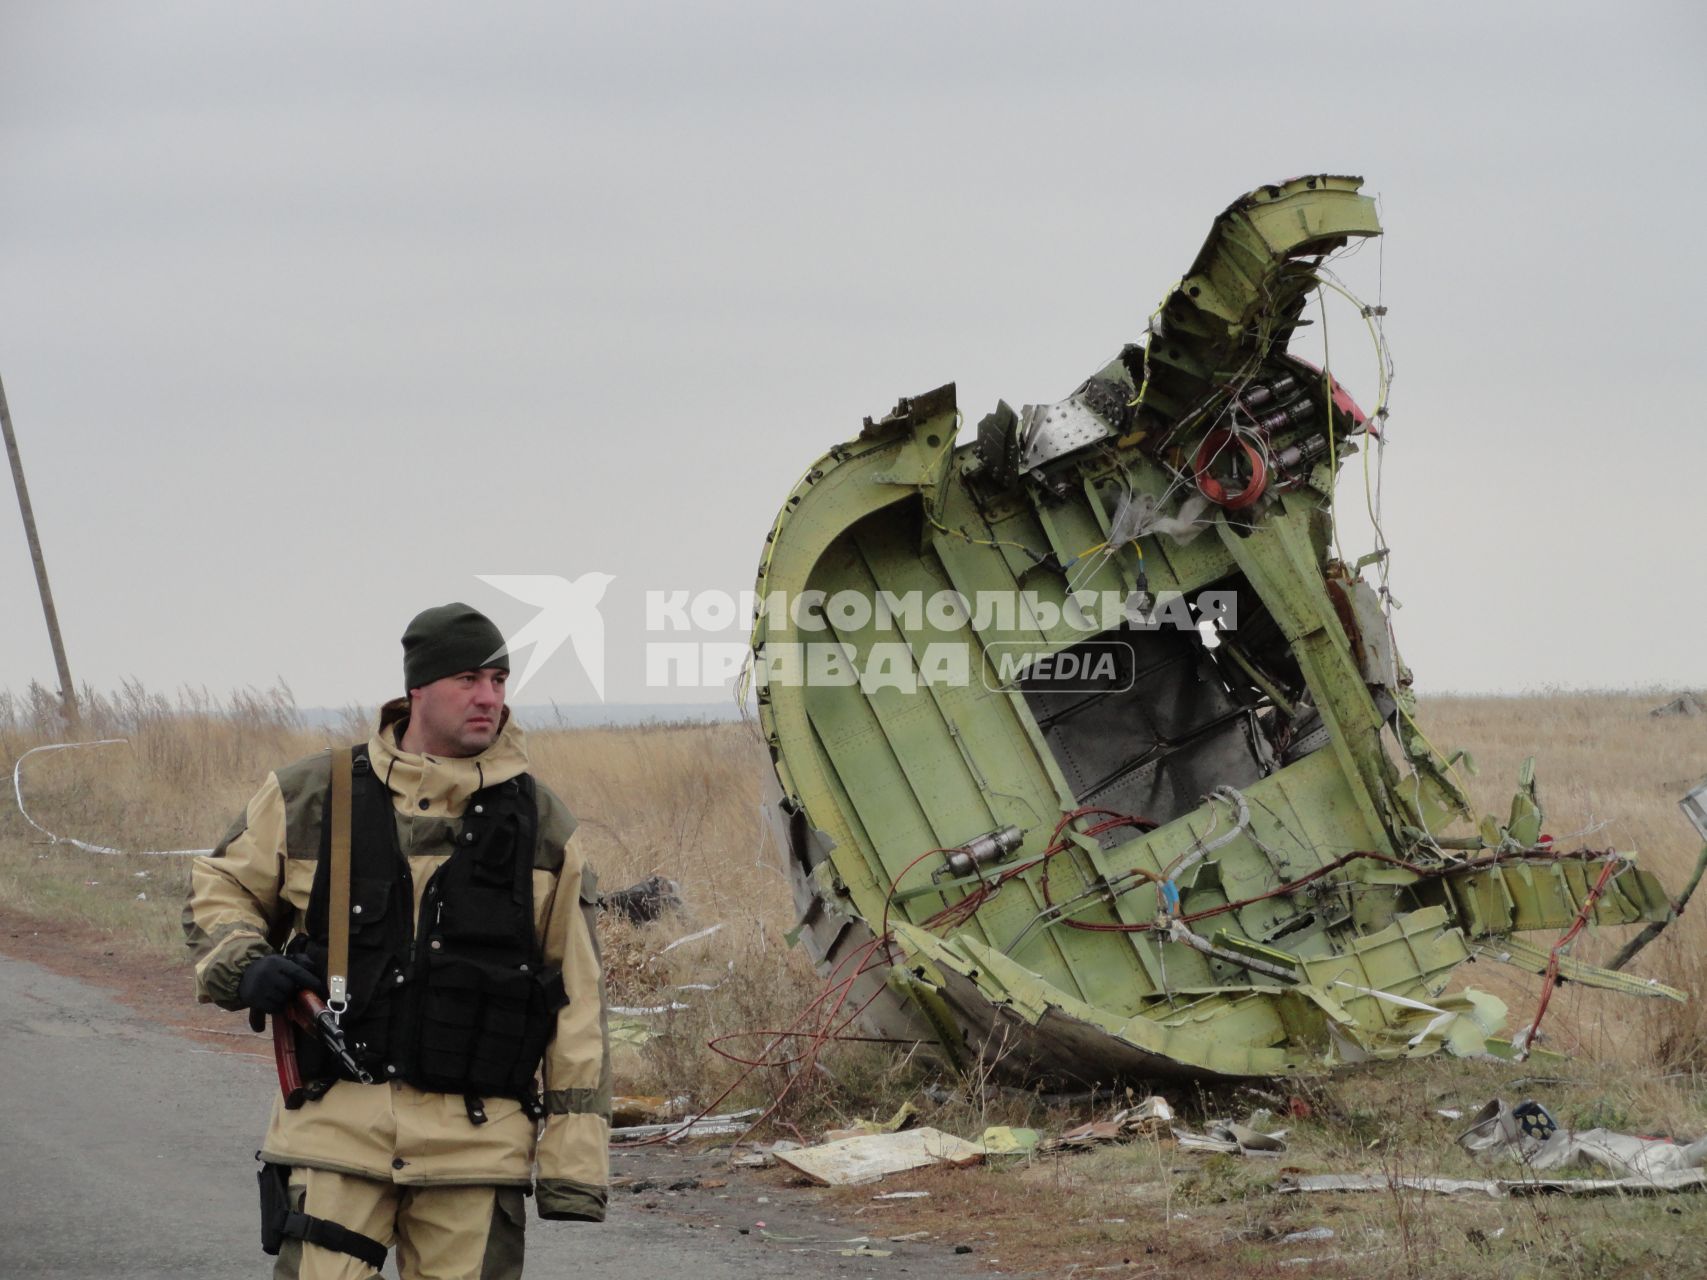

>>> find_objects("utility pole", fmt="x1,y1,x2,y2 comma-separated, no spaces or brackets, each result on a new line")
0,372,79,726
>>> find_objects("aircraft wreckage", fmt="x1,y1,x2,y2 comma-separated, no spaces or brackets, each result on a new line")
751,175,1689,1086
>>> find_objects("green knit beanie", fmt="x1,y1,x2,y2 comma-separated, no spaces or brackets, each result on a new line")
402,602,510,691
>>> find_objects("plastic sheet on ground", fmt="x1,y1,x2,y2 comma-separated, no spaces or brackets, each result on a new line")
774,1126,985,1185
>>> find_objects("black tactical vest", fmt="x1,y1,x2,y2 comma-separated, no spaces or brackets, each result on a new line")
292,746,568,1108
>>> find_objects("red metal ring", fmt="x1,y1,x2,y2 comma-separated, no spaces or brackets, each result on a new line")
1193,429,1268,510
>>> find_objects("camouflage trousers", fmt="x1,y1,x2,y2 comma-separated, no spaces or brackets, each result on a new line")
274,1167,525,1280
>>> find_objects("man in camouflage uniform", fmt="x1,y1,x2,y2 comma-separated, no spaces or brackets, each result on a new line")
184,603,610,1279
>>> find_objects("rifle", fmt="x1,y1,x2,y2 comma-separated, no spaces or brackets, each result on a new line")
272,988,373,1109
272,746,370,1108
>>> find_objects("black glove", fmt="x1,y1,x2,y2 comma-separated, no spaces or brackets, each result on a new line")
238,953,326,1016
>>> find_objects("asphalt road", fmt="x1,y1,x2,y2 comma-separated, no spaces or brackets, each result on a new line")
0,953,981,1278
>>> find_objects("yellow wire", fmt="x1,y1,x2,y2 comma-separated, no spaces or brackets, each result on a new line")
1127,283,1177,410
1313,274,1391,541
1312,271,1470,813
924,511,1047,562
1314,277,1390,416
920,410,964,527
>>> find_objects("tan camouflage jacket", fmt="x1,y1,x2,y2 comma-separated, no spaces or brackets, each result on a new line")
183,701,610,1221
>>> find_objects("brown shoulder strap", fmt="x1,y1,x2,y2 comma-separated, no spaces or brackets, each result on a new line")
326,746,354,1017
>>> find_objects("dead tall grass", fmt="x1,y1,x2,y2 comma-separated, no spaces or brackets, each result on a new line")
2,682,1704,1098
525,719,830,1115
8,682,1704,1277
0,680,329,951
0,684,825,1114
1418,691,1707,1069
525,719,789,930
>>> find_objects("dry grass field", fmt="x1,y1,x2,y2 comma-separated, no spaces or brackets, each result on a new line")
1422,693,1707,1070
3,682,1705,1277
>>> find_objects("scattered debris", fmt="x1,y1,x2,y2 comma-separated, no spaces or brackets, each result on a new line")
757,1229,880,1246
1040,1098,1174,1152
1279,1249,1378,1269
609,1107,764,1143
978,1125,1040,1157
1173,1118,1288,1157
872,1190,931,1201
729,1140,802,1169
1272,1093,1707,1200
659,922,724,954
598,874,683,923
1278,1227,1334,1244
753,1230,900,1256
1650,693,1703,718
1167,1105,1283,1160
607,1016,660,1048
1458,1098,1707,1180
11,739,212,856
611,1095,686,1127
1280,1170,1707,1198
822,1101,919,1142
775,1127,985,1186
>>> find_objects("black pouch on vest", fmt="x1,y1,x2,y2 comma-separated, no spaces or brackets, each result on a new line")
257,1160,291,1256
412,960,567,1097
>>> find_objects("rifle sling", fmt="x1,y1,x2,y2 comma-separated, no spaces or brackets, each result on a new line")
326,746,353,1013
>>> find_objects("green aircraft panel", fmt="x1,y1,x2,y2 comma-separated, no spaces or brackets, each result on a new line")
752,175,1683,1084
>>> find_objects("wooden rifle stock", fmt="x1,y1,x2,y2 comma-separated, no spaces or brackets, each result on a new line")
271,990,320,1109
271,989,370,1108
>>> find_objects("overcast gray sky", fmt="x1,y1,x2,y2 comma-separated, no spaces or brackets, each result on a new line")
2,1,1703,708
